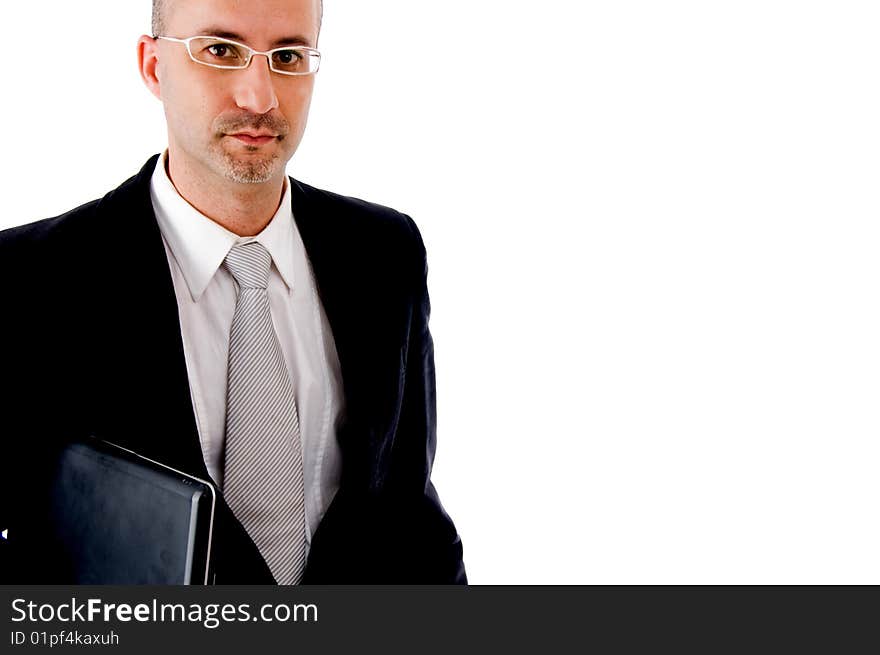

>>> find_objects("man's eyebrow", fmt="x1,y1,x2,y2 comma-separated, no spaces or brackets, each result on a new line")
271,35,313,47
196,28,314,48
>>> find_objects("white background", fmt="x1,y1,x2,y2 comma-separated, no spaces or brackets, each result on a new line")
2,1,879,583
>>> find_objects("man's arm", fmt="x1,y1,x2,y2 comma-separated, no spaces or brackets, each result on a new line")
383,215,466,583
295,186,466,583
0,226,40,581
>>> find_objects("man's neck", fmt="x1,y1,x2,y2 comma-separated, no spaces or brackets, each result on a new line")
166,153,285,238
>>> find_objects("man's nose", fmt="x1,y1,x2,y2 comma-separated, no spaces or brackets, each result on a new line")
232,54,279,114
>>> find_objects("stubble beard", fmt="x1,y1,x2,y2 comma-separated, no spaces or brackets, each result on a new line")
218,142,284,184
211,112,292,184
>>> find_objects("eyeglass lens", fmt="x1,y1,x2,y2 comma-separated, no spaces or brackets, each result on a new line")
187,36,319,74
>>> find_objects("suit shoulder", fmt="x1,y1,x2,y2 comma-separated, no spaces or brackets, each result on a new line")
0,161,150,264
291,178,425,253
0,162,150,257
0,198,103,266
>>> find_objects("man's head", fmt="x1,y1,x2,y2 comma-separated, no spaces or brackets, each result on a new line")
151,0,323,40
139,0,322,187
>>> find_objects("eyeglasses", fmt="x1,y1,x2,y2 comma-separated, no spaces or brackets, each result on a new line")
155,35,321,76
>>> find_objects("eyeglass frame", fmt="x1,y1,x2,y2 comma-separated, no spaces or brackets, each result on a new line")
154,35,322,76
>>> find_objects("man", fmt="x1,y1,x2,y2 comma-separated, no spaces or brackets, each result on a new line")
0,0,465,584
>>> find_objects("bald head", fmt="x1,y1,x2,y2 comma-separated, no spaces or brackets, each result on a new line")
151,0,323,37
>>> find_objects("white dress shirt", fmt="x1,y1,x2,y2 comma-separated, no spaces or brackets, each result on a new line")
150,152,344,547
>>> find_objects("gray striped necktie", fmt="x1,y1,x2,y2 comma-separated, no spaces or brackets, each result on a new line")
222,241,306,585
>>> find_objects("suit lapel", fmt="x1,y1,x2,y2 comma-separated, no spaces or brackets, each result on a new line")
288,178,403,493
288,180,372,487
83,155,209,480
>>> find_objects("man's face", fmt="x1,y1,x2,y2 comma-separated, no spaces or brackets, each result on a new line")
153,0,320,186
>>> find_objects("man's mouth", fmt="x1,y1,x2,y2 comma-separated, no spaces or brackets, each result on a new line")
227,132,278,145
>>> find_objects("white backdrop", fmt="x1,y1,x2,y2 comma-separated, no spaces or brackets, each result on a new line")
2,1,879,584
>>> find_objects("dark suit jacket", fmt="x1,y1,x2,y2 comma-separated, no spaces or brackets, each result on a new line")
0,155,465,584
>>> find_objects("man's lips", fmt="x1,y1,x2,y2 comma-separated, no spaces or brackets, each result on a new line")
227,132,278,145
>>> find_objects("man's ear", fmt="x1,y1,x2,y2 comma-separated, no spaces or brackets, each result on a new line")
137,35,162,101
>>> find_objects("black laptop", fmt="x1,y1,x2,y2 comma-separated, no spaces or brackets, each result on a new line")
46,438,216,584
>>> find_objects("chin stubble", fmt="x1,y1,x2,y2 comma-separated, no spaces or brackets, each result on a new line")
220,147,282,184
214,113,291,184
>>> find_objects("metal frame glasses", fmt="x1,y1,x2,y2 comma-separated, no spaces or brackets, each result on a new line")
155,35,321,76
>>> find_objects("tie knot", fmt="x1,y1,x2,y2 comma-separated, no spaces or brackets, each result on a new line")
224,242,272,289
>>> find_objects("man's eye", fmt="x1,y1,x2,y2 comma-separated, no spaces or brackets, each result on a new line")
207,43,236,58
274,49,302,65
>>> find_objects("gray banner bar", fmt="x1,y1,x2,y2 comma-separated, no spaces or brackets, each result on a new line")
0,586,872,653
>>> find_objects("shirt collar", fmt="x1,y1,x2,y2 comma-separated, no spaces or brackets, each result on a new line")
150,151,296,301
